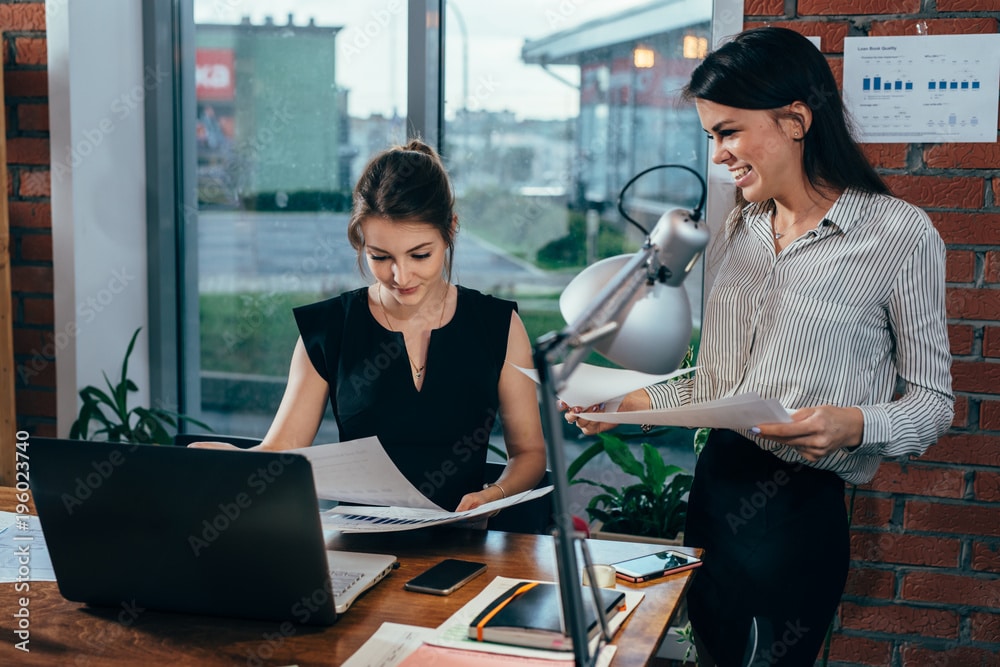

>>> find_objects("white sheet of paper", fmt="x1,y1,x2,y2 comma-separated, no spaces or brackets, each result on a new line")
513,362,695,407
295,437,443,510
584,392,791,430
321,487,554,533
428,574,632,663
341,622,440,667
0,512,56,583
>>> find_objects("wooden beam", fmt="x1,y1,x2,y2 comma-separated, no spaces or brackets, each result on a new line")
0,69,17,486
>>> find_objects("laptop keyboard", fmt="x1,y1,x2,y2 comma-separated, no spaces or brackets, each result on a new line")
329,569,364,597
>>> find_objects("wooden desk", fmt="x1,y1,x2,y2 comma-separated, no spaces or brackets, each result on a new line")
0,487,697,666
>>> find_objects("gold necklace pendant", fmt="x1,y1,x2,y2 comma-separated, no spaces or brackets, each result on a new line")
377,284,449,382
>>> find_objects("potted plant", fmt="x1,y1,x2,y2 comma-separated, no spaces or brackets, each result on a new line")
568,432,693,544
70,327,212,444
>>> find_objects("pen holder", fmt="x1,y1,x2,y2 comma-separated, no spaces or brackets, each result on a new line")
582,564,617,588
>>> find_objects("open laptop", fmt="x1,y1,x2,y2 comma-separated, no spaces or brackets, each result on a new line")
29,437,396,625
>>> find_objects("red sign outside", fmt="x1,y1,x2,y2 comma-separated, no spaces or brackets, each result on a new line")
196,49,235,101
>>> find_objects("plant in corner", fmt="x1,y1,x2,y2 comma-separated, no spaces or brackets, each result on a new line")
70,327,212,444
568,432,693,541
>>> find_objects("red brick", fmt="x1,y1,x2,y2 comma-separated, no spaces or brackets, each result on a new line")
987,251,1000,285
18,169,49,198
901,570,1000,608
905,500,1000,537
861,143,907,169
970,610,1000,643
0,3,47,31
974,471,1000,502
11,265,52,293
22,297,52,326
926,143,1000,170
972,542,1000,574
12,327,56,357
18,234,51,262
4,70,48,98
828,57,843,88
851,494,893,527
884,175,983,209
871,17,999,37
839,601,958,638
7,201,50,229
938,0,1000,10
951,360,1000,393
6,137,49,165
744,0,784,15
867,462,965,499
742,20,849,52
948,324,974,356
827,634,893,667
851,531,961,567
986,327,1000,358
946,250,975,283
16,102,48,132
952,395,968,428
799,0,919,15
982,400,1000,430
14,388,56,418
922,433,1000,467
901,645,1000,667
13,37,47,66
930,212,1000,245
844,566,895,598
947,289,1000,322
994,178,1000,208
15,356,55,389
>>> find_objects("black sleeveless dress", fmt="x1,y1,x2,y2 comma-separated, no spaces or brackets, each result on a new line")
293,286,516,510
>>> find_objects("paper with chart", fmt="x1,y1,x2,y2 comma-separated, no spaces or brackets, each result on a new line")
583,392,791,430
321,487,553,533
0,512,56,583
512,362,695,408
843,34,1000,143
295,437,444,510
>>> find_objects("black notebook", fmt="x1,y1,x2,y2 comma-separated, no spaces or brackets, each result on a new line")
468,581,626,651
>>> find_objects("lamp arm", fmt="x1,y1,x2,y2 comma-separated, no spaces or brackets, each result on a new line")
533,206,709,666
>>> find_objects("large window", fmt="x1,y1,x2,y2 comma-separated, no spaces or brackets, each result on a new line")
176,0,713,450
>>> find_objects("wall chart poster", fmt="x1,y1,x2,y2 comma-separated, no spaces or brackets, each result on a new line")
843,34,1000,143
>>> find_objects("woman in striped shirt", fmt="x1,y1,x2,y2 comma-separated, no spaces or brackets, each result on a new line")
567,27,953,666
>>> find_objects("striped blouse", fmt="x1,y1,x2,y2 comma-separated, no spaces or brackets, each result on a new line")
646,188,954,484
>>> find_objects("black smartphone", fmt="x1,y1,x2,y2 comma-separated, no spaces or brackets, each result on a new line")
403,558,487,595
612,550,702,584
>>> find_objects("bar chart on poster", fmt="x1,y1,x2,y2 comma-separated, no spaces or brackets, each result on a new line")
843,33,1000,143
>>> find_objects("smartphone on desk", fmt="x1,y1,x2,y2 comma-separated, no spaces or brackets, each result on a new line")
612,550,702,584
404,558,487,595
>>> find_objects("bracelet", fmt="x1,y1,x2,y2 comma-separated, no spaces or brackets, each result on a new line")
483,482,507,499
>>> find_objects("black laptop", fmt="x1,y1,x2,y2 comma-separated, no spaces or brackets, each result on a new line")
28,438,396,625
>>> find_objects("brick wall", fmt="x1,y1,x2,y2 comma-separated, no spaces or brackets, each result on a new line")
3,1,999,662
3,0,53,437
744,1,1000,665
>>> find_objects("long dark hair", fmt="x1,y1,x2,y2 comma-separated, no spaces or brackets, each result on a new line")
347,139,457,279
684,27,888,204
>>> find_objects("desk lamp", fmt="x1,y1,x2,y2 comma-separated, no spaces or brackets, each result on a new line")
533,164,710,666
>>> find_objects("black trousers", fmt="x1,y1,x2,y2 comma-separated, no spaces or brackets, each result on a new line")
684,430,849,667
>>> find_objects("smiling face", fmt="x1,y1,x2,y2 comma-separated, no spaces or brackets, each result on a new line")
696,98,807,206
362,216,451,307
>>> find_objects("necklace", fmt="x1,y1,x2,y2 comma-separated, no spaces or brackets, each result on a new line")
377,284,448,380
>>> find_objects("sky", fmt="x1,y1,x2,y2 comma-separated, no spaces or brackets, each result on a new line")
194,0,656,120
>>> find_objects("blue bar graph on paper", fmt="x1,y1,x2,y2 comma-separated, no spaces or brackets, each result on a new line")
926,78,980,92
863,75,914,93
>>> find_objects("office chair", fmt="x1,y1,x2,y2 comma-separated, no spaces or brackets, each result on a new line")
483,460,555,535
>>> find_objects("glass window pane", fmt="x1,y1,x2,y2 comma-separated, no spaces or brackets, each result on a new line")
191,3,408,439
443,1,711,475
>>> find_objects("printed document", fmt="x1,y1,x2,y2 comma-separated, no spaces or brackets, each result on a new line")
584,392,791,430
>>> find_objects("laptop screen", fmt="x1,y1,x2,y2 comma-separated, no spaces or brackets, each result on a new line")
29,438,341,625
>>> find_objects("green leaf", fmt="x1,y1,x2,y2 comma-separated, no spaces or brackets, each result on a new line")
601,435,644,479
